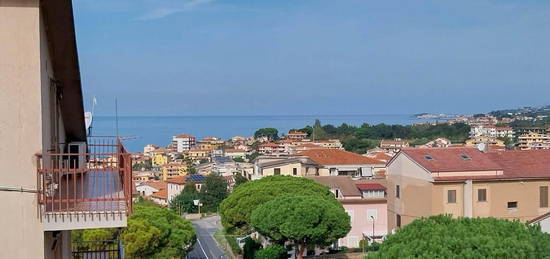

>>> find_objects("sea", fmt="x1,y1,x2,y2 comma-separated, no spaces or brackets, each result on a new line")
90,115,442,152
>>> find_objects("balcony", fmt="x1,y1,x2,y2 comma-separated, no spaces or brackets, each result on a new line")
37,136,133,231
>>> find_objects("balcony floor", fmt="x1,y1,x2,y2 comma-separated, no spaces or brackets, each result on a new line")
44,169,126,213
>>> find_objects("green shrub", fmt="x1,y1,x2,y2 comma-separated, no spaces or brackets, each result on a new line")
227,236,242,255
368,215,550,258
256,245,288,259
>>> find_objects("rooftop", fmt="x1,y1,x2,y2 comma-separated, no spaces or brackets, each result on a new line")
298,149,385,165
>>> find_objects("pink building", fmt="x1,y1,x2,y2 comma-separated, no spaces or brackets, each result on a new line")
308,176,388,248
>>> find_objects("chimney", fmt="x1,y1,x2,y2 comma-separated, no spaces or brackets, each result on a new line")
476,142,489,153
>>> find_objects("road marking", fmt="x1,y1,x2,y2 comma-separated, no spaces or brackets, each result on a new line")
197,236,210,259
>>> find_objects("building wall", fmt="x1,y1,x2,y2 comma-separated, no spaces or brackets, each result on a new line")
535,217,550,234
340,202,387,247
386,153,434,231
261,162,306,177
473,180,550,221
0,1,46,258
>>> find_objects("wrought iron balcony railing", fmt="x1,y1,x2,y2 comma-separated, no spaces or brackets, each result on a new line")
37,136,132,229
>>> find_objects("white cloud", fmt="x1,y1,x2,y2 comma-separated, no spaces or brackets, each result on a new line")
134,0,214,21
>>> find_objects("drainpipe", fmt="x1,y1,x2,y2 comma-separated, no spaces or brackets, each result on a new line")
463,180,473,217
0,186,37,193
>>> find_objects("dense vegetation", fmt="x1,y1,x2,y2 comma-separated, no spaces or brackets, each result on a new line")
288,120,471,153
254,127,280,140
220,176,350,259
219,176,339,233
122,203,196,258
368,215,550,258
73,201,196,259
170,174,228,214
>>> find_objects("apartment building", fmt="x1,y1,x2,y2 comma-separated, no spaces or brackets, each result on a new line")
518,132,550,150
286,130,308,140
259,142,285,155
254,156,322,178
379,139,409,153
0,2,132,258
298,149,386,177
465,136,505,148
386,147,550,232
469,125,514,139
308,176,388,247
172,134,196,152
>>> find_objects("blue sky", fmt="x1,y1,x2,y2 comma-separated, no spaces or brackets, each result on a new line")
74,0,550,116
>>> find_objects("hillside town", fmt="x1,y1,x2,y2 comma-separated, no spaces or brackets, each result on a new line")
131,108,550,254
3,1,550,259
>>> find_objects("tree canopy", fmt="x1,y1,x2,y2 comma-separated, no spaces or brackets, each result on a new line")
251,195,350,259
122,204,196,258
368,215,550,258
170,182,200,214
254,128,279,140
199,173,228,212
219,176,338,233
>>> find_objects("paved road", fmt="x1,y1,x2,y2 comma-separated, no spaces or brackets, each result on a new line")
187,216,226,259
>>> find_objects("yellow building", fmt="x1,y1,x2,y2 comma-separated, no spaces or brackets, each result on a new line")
518,132,550,150
152,153,169,166
161,162,188,180
465,136,505,147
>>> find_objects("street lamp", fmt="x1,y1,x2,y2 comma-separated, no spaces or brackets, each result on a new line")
370,215,375,243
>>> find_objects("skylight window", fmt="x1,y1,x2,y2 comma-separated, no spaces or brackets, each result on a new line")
424,155,433,160
460,154,471,160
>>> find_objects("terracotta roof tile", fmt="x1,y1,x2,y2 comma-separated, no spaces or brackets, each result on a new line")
141,181,167,191
307,176,361,197
400,148,550,181
298,149,384,165
356,183,386,191
401,147,502,172
151,189,167,199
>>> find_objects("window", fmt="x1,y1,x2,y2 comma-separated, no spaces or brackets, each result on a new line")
478,189,487,202
424,155,433,160
540,186,548,208
396,185,400,198
447,190,457,203
346,210,354,223
334,189,340,198
293,168,297,176
274,168,281,175
507,201,518,209
396,214,401,228
459,154,471,160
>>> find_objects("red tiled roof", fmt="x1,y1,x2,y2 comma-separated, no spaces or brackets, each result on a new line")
401,147,502,172
288,131,307,135
366,152,393,161
485,149,550,179
298,149,385,165
401,148,550,181
175,134,195,138
356,183,386,191
141,181,167,191
151,189,167,199
166,176,186,184
260,143,280,148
